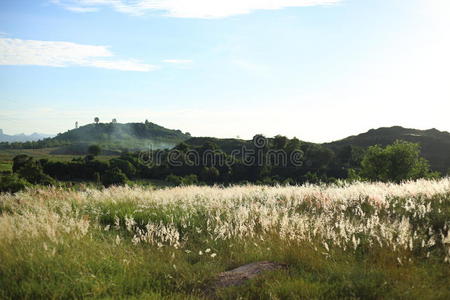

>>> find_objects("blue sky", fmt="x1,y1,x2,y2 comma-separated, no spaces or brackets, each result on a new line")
0,0,449,142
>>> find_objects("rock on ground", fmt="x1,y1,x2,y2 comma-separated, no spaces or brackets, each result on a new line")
206,261,287,296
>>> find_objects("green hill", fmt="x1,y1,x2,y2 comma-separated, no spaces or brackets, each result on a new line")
325,126,450,173
54,122,190,151
2,123,449,174
55,122,189,144
184,126,450,174
0,122,191,153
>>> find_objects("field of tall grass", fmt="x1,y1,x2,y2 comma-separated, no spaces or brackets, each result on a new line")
1,179,450,299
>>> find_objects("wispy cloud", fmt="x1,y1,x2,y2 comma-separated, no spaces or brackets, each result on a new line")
162,59,193,64
51,0,341,18
0,38,156,72
232,59,269,74
65,6,99,12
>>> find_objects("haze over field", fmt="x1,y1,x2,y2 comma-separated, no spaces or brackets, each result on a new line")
1,0,449,142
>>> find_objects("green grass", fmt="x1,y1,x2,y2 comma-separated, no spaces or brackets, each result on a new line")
1,182,449,299
0,148,117,177
0,162,11,172
0,148,117,163
2,231,449,299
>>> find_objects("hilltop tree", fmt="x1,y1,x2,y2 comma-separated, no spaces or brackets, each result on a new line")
286,137,302,152
272,135,288,150
112,118,117,124
94,117,99,124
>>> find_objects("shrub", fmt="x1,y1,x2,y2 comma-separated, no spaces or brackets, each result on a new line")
12,154,32,173
0,173,30,193
166,174,183,186
361,140,432,183
101,167,128,187
88,144,101,156
110,158,137,179
17,163,55,185
166,174,198,186
182,174,198,185
12,156,56,186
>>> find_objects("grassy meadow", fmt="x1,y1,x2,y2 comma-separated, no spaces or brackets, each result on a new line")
0,148,117,173
1,179,450,299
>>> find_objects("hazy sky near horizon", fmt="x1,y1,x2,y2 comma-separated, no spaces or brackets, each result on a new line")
0,0,449,143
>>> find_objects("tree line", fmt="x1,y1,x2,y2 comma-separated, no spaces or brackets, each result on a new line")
0,136,442,193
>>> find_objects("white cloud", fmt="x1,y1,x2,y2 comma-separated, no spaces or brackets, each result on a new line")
162,59,192,64
52,0,341,18
0,38,156,71
65,6,99,12
232,59,269,74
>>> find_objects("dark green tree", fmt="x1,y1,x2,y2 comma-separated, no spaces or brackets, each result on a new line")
200,167,220,183
110,158,137,179
0,173,30,193
17,161,55,185
101,167,128,187
12,154,32,173
361,140,433,183
286,137,302,152
88,145,101,156
272,135,288,150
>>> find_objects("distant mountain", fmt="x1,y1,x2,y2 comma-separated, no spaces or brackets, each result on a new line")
0,129,53,142
325,126,450,173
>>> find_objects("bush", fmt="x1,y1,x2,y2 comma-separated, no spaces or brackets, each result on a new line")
17,164,55,185
101,167,128,187
182,174,198,185
199,167,220,183
0,173,30,193
110,158,137,179
165,174,198,186
166,174,182,186
12,156,55,186
12,154,32,173
88,144,101,156
361,140,433,183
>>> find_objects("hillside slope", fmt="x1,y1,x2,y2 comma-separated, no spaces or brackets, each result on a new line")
184,127,450,174
56,122,188,142
325,126,450,173
0,122,191,152
52,122,191,150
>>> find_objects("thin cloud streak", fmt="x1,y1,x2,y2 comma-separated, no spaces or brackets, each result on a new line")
162,59,193,64
52,0,342,18
0,38,156,72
